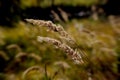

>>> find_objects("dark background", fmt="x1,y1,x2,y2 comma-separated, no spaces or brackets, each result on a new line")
0,0,120,26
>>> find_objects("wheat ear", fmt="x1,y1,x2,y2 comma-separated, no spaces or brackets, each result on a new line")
25,19,74,43
37,36,84,64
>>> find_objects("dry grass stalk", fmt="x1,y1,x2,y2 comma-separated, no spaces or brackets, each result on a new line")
37,36,84,64
22,66,42,80
15,52,27,59
29,53,42,61
51,10,63,23
15,52,41,62
25,19,74,44
58,8,69,22
6,44,22,52
0,51,9,60
53,61,71,69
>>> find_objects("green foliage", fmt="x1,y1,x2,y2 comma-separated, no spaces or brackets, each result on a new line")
20,0,101,8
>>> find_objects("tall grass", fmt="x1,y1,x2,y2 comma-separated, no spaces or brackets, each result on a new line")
0,18,119,80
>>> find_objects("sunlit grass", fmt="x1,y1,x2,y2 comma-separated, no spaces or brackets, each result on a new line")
20,0,101,8
0,19,119,80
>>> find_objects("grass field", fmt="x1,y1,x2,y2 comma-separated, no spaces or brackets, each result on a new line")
0,18,119,80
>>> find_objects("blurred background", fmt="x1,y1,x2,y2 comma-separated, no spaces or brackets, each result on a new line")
0,0,120,80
